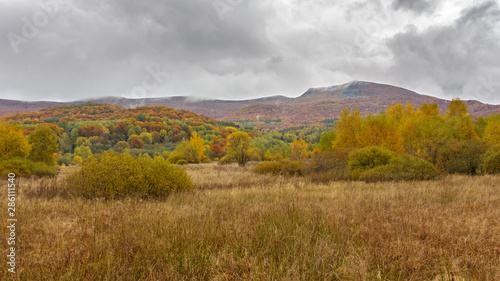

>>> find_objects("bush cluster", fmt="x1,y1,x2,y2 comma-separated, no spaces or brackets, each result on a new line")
436,140,489,175
308,149,350,182
66,152,193,199
0,157,57,178
253,146,441,182
347,146,440,182
347,146,395,179
358,154,440,182
480,145,500,174
253,159,306,176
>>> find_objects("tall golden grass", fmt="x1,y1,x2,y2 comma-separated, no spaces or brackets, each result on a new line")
1,163,499,280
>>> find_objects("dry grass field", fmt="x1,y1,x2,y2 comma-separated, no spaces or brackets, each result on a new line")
1,163,500,280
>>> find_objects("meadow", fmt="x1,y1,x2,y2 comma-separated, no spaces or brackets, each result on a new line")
1,163,499,280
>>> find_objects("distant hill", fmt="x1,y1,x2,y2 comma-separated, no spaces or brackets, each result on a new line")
1,102,217,124
0,99,65,117
2,81,499,125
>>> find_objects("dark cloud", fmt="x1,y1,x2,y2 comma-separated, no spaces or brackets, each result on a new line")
457,0,500,27
0,0,499,104
391,0,434,14
387,1,500,102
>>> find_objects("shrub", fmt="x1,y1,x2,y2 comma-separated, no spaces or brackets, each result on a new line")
57,156,72,166
348,146,395,178
437,140,489,175
0,157,31,177
177,160,189,165
480,145,500,174
253,159,306,176
66,152,193,199
114,141,129,152
254,161,283,175
308,149,350,181
167,152,186,164
30,163,58,178
72,156,83,165
359,154,440,182
281,159,306,176
0,158,58,178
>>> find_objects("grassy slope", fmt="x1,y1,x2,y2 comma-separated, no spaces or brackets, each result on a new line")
1,164,499,280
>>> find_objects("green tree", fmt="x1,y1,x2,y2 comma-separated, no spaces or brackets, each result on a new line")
136,114,147,122
0,122,30,159
114,141,129,152
160,129,168,142
318,130,336,151
128,125,142,137
58,133,72,154
70,128,79,143
140,132,152,145
74,145,92,159
222,131,256,167
28,126,58,165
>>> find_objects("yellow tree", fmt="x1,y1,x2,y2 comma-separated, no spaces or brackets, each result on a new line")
403,103,416,119
386,103,404,123
0,122,30,159
404,103,446,164
334,109,362,150
28,126,59,165
385,103,410,153
290,139,308,160
444,99,477,141
189,131,206,163
447,98,468,118
356,114,387,148
400,116,421,155
418,103,441,119
222,131,255,167
264,149,272,161
72,155,83,165
483,115,500,144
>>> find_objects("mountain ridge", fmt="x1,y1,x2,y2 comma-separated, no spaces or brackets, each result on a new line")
1,81,499,125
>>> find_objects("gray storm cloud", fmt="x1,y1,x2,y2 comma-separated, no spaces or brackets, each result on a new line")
387,0,500,102
391,0,433,13
0,0,499,104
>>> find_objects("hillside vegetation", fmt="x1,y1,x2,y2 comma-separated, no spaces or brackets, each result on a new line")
2,98,500,180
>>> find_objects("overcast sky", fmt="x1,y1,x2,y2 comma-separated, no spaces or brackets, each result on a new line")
1,0,500,104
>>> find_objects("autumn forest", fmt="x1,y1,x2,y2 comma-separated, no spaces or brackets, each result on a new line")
1,99,500,280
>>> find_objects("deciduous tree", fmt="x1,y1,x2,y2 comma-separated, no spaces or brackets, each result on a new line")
334,109,362,150
28,126,58,165
189,131,206,163
0,122,30,159
222,131,256,167
290,139,308,160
